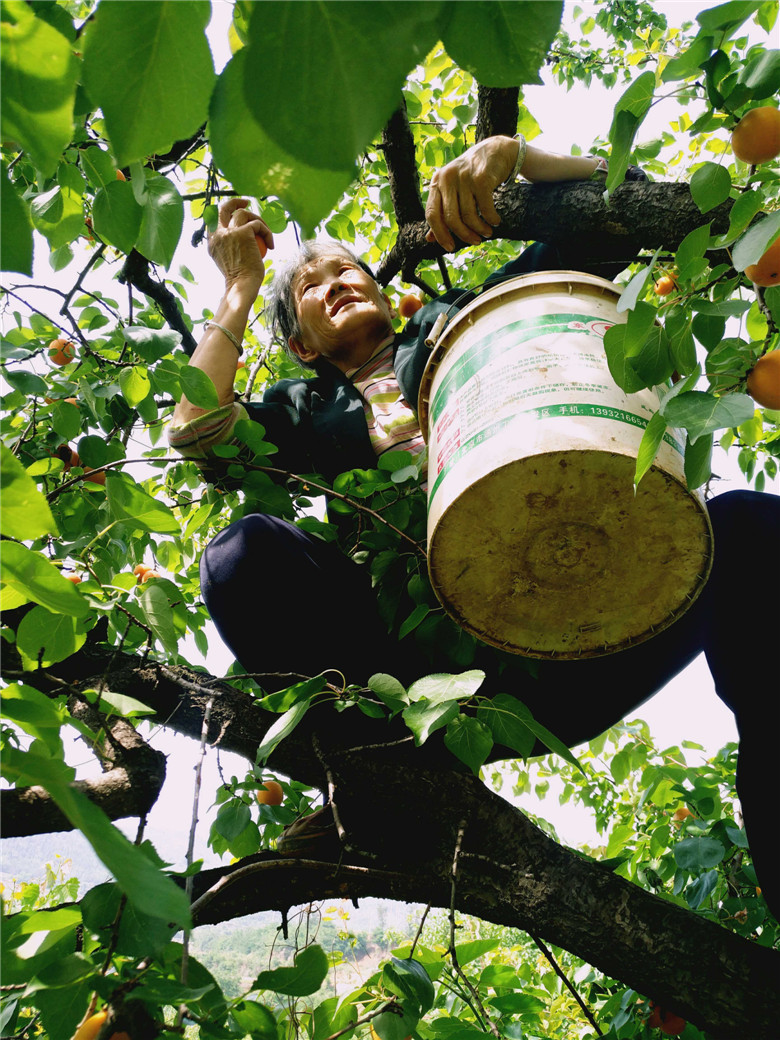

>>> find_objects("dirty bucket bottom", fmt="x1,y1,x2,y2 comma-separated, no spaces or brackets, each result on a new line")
427,450,713,659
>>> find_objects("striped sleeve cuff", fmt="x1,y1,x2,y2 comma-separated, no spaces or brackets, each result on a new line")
167,402,248,459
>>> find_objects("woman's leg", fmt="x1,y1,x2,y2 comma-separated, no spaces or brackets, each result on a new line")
200,514,399,687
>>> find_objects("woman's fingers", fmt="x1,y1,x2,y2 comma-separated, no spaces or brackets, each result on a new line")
426,171,494,251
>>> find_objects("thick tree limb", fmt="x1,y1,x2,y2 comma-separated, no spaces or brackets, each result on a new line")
475,86,520,142
1,692,165,836
381,98,426,227
376,180,736,286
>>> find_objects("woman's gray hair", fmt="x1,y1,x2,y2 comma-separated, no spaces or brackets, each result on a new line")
266,240,376,369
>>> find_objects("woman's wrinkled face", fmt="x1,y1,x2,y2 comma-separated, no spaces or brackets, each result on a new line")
289,253,395,370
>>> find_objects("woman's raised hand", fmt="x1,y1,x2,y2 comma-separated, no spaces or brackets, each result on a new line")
209,198,274,292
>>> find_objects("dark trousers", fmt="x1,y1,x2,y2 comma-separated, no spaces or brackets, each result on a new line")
201,490,779,917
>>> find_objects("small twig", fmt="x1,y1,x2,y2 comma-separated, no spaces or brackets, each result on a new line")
437,257,452,291
532,934,604,1036
176,693,215,1028
258,466,426,558
409,903,431,958
323,1001,399,1040
448,820,500,1038
312,734,349,847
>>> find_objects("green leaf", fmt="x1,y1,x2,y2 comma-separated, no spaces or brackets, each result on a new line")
732,212,780,272
0,542,91,617
30,182,84,251
616,246,661,313
79,144,116,189
1,443,59,539
51,399,81,441
407,670,485,704
674,836,725,871
243,2,443,171
256,698,313,764
399,603,430,639
675,222,712,273
661,32,714,82
382,957,435,1015
661,391,755,442
634,409,667,487
179,365,219,410
92,180,143,254
124,324,181,362
403,698,460,746
368,673,409,714
442,2,563,87
209,51,356,238
136,172,184,268
476,694,536,759
0,0,79,177
444,715,493,774
606,71,655,192
690,162,732,214
736,49,780,99
3,744,191,928
665,310,698,375
81,0,215,166
232,1001,278,1040
253,944,328,996
215,800,252,842
684,432,713,489
696,1,762,32
119,364,151,407
17,607,86,669
106,471,180,533
138,582,178,655
0,683,65,754
1,163,33,275
84,688,155,719
4,367,49,396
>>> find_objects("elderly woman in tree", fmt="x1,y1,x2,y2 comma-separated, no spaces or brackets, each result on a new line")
168,134,779,921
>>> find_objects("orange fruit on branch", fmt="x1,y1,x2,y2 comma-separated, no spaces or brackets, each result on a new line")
256,780,284,805
398,294,424,319
133,564,154,579
744,236,780,287
116,169,127,181
64,572,82,584
140,569,160,582
84,468,106,486
654,275,676,296
73,1013,106,1040
746,351,780,410
731,106,780,165
48,338,76,366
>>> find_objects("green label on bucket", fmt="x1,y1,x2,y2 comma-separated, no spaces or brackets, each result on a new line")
428,403,684,507
429,313,611,428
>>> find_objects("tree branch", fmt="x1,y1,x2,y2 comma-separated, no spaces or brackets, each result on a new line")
118,250,197,354
475,86,520,142
1,694,165,836
381,98,426,227
376,180,737,287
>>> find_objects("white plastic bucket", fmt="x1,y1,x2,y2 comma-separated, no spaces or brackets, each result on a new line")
418,271,713,659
